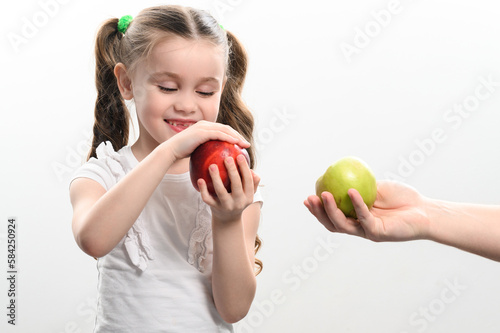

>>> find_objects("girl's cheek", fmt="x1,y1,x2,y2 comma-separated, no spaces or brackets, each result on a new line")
204,103,219,121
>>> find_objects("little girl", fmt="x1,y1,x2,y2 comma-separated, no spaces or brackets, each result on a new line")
69,5,262,332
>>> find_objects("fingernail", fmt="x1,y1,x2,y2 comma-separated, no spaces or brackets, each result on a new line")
209,164,217,172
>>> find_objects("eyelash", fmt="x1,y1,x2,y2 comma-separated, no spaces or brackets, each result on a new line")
197,91,215,96
158,86,176,93
158,86,215,96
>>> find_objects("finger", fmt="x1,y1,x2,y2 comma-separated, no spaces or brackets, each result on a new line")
221,124,251,148
347,188,376,232
236,154,253,195
201,130,247,148
198,178,218,206
193,121,250,148
322,192,365,237
347,189,371,218
211,123,250,148
225,156,244,195
319,192,350,229
220,130,250,148
304,197,321,218
305,195,338,232
208,164,231,200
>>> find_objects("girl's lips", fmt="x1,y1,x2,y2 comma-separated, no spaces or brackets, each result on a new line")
165,119,196,133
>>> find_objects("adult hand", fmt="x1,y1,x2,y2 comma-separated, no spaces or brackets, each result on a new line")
304,181,430,242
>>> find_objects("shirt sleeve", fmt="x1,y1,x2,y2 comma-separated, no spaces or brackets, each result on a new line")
253,185,264,207
69,156,116,191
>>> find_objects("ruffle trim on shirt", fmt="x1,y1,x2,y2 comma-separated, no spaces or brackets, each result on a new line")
96,141,154,272
187,196,213,273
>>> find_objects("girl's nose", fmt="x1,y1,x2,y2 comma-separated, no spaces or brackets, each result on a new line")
174,91,196,114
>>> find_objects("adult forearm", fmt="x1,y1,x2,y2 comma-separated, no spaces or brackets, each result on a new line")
426,198,500,261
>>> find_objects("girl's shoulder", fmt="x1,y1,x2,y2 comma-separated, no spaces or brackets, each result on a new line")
70,142,136,190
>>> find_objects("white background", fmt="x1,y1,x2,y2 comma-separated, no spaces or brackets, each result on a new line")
2,0,500,332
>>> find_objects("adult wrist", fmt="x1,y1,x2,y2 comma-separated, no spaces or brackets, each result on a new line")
423,197,451,243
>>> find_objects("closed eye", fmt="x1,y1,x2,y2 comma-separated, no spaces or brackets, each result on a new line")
158,86,177,93
197,91,215,97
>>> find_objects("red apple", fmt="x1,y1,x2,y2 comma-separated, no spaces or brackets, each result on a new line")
190,140,250,196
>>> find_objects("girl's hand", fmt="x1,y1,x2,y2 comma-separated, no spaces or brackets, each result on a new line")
166,120,250,161
198,153,260,223
304,180,431,242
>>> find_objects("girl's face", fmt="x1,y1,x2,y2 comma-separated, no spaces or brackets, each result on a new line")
129,36,226,148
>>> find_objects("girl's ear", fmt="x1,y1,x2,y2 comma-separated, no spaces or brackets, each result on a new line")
114,63,134,100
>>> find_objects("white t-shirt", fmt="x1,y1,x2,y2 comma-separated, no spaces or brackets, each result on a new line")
70,142,262,333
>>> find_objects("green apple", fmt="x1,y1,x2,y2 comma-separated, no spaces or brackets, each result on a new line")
316,156,377,218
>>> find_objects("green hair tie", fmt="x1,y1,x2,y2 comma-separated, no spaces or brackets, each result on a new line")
117,15,133,34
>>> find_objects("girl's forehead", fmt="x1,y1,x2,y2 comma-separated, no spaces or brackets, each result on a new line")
141,37,226,78
151,37,225,62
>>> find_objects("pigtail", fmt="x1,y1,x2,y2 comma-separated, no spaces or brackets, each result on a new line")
218,30,263,275
88,18,130,159
218,30,255,169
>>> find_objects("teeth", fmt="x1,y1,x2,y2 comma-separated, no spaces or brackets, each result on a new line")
168,120,192,127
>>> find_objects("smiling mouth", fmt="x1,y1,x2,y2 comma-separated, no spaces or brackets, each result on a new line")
166,120,193,127
165,119,196,133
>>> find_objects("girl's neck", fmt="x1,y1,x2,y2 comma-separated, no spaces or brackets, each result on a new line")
131,138,155,162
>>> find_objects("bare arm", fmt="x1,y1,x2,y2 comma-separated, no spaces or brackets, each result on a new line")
70,143,175,258
212,203,260,323
70,121,250,258
198,155,261,323
426,199,500,261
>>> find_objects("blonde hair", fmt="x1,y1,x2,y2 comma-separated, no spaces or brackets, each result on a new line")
90,5,262,274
